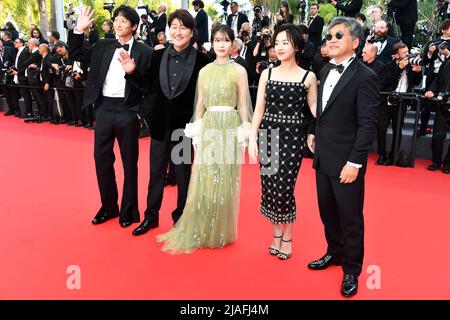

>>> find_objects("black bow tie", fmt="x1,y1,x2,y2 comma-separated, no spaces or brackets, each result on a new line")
329,63,345,74
115,42,129,51
169,47,187,59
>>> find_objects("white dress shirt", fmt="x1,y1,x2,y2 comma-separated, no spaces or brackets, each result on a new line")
13,46,25,84
102,37,134,98
321,54,362,169
231,14,239,36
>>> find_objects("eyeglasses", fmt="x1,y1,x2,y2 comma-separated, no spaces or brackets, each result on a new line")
325,31,345,41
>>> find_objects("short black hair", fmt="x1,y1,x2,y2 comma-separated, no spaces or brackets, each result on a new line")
231,1,239,6
15,38,25,46
54,40,67,48
440,19,450,32
211,24,235,43
354,13,366,22
168,9,196,31
141,14,148,19
311,3,319,9
192,0,204,8
297,24,308,35
113,5,140,34
50,31,60,40
272,23,305,53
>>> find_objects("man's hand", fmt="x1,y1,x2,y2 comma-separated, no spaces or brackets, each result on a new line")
340,164,359,184
307,134,315,154
399,58,409,69
118,50,136,74
51,63,59,70
429,44,437,54
11,70,18,75
75,7,94,33
65,65,73,72
412,64,422,72
43,83,49,92
28,63,37,69
424,91,435,99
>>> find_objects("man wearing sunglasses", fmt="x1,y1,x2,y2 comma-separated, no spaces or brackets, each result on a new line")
307,17,379,297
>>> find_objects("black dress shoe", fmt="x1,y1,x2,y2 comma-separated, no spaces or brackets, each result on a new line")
308,254,342,270
132,218,159,236
92,209,119,225
341,274,358,297
4,110,15,116
375,154,387,165
382,158,394,166
427,162,441,171
443,165,450,174
119,217,133,228
67,120,76,126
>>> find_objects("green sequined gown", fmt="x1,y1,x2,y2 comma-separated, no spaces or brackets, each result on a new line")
156,61,249,254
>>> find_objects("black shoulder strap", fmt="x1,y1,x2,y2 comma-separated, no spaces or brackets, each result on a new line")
268,67,272,80
301,70,309,83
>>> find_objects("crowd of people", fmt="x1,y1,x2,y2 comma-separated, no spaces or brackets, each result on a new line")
0,0,449,298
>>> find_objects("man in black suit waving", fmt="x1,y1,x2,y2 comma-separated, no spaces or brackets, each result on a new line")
227,1,249,37
307,17,379,297
69,6,153,228
308,3,325,49
193,1,209,48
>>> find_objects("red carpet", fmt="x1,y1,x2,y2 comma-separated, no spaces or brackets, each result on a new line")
0,115,449,300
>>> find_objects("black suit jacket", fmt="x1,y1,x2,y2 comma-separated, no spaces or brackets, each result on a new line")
376,36,400,65
387,0,418,24
68,32,153,110
152,13,167,35
335,0,363,18
383,60,422,93
226,13,249,33
310,58,379,176
308,15,324,48
39,54,54,86
232,55,251,85
364,59,385,91
14,47,31,81
22,49,42,83
1,46,15,67
145,45,210,141
195,9,209,44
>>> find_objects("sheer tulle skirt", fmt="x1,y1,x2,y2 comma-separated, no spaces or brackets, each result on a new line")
156,110,243,254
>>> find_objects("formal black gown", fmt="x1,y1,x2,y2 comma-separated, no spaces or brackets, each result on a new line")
258,68,309,224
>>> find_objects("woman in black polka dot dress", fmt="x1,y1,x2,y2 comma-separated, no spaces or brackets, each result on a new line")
249,24,317,260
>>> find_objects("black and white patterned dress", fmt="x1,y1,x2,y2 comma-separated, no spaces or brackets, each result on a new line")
258,68,309,224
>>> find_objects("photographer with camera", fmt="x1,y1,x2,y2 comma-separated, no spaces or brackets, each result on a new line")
367,20,400,64
139,14,152,46
238,23,256,85
424,42,450,174
1,39,18,116
387,0,418,49
276,1,294,28
50,41,72,124
253,26,272,63
297,24,315,70
8,38,33,118
377,41,422,166
419,19,450,136
226,1,249,37
252,5,269,34
331,0,363,18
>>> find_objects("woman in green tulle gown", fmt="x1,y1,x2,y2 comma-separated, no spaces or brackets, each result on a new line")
156,25,253,254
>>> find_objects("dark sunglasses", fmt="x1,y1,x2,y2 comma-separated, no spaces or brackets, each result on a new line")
325,31,345,41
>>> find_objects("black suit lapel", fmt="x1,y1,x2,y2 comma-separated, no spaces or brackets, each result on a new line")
318,65,332,116
171,47,197,99
159,46,172,99
321,59,358,116
125,42,139,102
99,41,117,84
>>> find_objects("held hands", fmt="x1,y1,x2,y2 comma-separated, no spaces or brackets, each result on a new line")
248,133,258,163
307,134,315,154
76,7,94,33
340,164,359,184
118,50,136,74
184,119,203,152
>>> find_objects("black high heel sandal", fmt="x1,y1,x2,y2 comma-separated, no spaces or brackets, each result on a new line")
268,234,283,256
278,239,292,260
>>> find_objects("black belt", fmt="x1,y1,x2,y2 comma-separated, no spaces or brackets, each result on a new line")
101,96,125,104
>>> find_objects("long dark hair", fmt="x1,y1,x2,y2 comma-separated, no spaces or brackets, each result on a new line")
272,24,305,53
210,24,235,44
280,1,291,22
